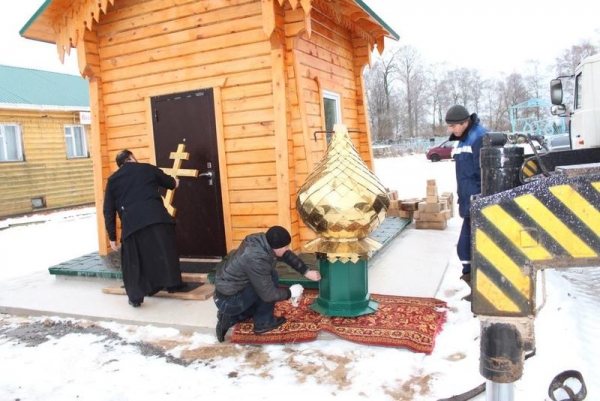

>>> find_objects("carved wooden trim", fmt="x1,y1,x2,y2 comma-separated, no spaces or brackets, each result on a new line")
52,0,114,62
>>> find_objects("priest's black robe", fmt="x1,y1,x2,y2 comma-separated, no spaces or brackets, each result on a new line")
103,162,183,302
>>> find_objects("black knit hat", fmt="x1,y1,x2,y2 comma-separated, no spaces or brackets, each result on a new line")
445,105,470,124
266,226,291,249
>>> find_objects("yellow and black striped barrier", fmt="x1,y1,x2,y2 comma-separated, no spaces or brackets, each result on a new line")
472,173,600,316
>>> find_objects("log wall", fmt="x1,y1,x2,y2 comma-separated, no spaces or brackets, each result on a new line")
285,5,370,245
88,0,374,253
0,109,93,218
95,0,276,250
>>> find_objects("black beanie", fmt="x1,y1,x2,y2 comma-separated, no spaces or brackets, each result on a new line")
445,105,470,124
266,226,291,249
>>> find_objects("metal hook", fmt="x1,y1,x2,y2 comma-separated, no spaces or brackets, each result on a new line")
312,129,361,142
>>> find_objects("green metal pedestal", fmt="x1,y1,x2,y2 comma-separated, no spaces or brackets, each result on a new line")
309,256,378,317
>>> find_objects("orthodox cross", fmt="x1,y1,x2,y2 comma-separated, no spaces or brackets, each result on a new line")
160,143,198,216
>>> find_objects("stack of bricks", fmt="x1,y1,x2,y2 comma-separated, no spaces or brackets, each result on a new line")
414,179,453,230
398,197,421,220
385,189,399,217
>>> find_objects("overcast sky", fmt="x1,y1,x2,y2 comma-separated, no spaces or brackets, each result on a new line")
1,0,600,78
367,0,600,78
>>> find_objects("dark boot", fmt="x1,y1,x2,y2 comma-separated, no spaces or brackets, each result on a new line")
253,316,286,335
128,299,143,307
216,311,233,343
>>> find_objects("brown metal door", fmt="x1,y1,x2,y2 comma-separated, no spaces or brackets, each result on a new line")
151,89,226,258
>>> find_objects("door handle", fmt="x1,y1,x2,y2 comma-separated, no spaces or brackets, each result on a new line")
199,171,213,179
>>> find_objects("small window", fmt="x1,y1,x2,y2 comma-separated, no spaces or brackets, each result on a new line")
323,90,342,143
64,125,89,158
0,123,24,162
575,72,583,110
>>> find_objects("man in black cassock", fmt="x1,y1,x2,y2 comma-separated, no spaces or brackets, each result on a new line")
103,149,185,307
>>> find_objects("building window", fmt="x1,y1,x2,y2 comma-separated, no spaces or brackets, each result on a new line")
0,123,23,162
64,125,89,158
323,90,342,143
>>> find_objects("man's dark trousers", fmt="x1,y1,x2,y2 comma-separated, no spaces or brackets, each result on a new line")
457,217,472,275
215,271,280,329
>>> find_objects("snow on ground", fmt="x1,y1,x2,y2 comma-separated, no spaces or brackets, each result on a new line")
0,155,598,400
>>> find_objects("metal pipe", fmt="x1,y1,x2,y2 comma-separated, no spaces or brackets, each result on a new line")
486,381,514,401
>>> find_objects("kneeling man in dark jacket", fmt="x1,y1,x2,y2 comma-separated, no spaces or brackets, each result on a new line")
214,225,321,342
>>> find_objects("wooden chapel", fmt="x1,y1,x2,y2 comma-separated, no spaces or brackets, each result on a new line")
21,0,398,258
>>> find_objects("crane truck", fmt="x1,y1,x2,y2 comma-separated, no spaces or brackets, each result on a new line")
551,53,600,149
458,54,600,401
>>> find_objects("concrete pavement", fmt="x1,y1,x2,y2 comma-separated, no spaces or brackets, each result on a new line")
0,217,462,335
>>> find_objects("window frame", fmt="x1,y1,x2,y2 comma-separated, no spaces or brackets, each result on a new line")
322,90,342,143
0,123,24,162
64,124,89,159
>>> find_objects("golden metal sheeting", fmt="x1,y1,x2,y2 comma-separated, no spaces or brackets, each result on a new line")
297,124,390,262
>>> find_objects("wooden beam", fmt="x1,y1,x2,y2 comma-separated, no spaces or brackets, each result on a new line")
271,25,292,232
292,46,314,172
89,78,108,255
212,86,234,252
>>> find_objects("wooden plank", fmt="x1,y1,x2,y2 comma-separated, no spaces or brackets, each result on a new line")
226,149,276,165
222,94,273,114
102,54,272,95
103,69,271,105
231,215,279,228
230,201,278,215
102,36,269,84
227,161,276,178
102,282,215,300
224,135,275,152
98,13,263,60
229,188,278,203
105,111,146,128
211,85,234,254
98,2,261,47
221,82,272,101
224,108,275,126
223,121,274,140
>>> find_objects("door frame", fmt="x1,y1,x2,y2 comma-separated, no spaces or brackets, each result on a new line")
139,77,232,252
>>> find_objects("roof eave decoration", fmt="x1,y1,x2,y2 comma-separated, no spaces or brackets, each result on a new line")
262,0,398,54
54,0,114,62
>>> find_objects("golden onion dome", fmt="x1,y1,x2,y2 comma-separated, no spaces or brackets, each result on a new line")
297,124,390,262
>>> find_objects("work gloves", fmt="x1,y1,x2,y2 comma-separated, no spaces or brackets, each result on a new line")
289,283,304,307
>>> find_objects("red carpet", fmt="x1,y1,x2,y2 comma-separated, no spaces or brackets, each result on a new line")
230,290,447,354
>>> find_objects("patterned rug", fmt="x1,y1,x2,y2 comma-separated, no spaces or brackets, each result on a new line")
230,290,447,354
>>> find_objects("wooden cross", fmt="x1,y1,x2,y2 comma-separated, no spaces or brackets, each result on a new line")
159,143,199,216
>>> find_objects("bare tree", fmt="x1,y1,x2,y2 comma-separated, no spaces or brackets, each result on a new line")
427,62,449,135
364,52,402,142
394,45,425,137
362,35,600,146
554,40,598,76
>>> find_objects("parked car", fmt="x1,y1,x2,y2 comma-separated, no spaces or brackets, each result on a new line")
512,139,547,156
426,139,456,162
545,133,571,152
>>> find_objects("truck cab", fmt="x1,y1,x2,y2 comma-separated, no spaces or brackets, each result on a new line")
551,53,600,149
